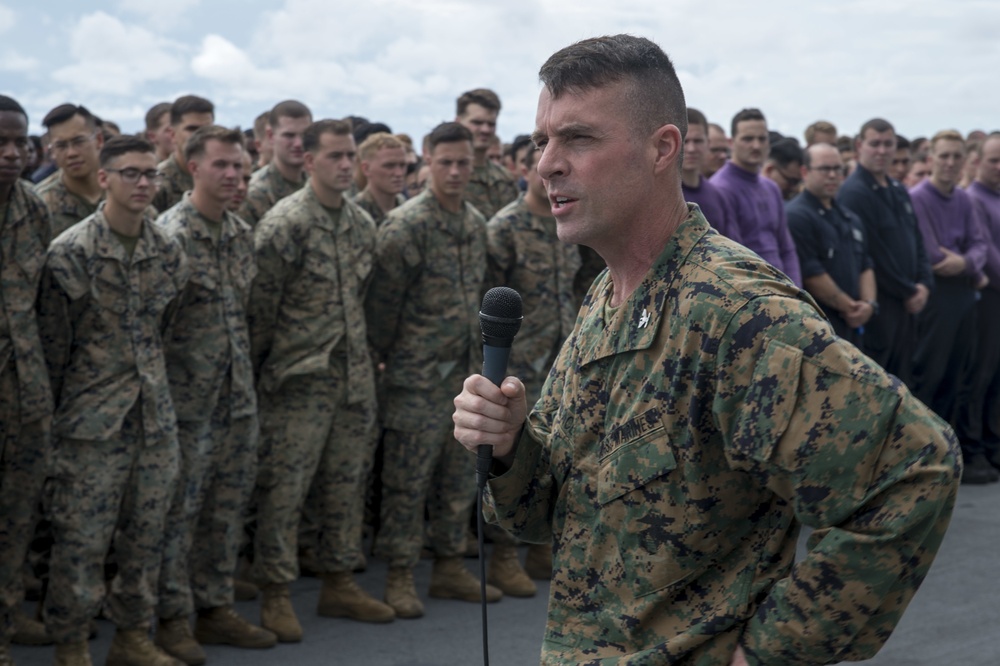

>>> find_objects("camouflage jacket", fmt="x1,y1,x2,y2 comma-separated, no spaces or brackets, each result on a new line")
486,206,960,665
238,162,305,227
485,195,581,404
152,153,193,214
365,190,486,429
39,205,190,441
0,180,54,422
248,185,375,400
34,173,102,238
464,160,520,220
157,194,258,421
352,188,406,226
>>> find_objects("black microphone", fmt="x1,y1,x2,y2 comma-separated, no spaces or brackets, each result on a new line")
477,287,523,488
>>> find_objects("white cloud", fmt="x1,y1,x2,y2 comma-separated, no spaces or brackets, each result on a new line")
51,11,186,95
0,52,38,73
116,0,200,27
0,4,13,33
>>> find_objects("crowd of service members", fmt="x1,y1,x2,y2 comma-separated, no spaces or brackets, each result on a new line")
0,87,997,666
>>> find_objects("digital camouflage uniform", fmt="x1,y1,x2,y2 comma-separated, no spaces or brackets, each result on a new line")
486,194,581,406
155,194,259,618
0,181,53,642
248,185,377,583
152,153,193,214
365,190,486,568
352,189,406,227
238,162,305,228
34,172,102,238
38,206,189,643
485,206,961,665
464,160,520,220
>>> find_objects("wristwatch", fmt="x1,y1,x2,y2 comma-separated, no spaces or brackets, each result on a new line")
866,299,880,315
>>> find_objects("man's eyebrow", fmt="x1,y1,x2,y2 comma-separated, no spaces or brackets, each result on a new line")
531,123,594,146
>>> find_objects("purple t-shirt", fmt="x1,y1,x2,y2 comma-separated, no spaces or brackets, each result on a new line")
711,161,801,285
967,181,1000,292
909,179,988,281
682,175,741,243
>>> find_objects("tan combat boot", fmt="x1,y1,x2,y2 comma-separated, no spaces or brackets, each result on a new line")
12,609,52,645
487,544,537,597
317,572,395,623
195,605,277,649
259,583,303,643
383,567,424,619
53,641,92,666
155,617,206,665
106,628,184,666
429,556,503,603
524,543,553,580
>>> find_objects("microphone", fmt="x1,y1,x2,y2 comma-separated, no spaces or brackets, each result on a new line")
477,287,523,488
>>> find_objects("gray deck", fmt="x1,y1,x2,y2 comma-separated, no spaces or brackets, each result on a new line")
11,481,999,665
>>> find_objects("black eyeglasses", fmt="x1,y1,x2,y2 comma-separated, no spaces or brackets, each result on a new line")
810,165,846,176
105,168,162,185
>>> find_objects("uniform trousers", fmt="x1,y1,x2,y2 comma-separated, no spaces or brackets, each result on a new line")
0,367,50,641
158,389,258,618
375,387,477,569
44,402,179,643
955,289,1000,457
251,368,376,584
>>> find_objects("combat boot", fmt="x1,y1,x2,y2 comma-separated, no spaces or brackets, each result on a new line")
383,567,424,619
487,544,537,597
0,642,14,666
155,617,206,665
12,610,52,645
195,605,277,649
429,557,503,603
259,583,303,643
53,641,92,666
106,628,184,666
524,543,553,580
317,572,395,623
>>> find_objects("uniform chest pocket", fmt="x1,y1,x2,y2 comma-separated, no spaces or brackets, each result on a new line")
91,276,129,314
302,251,339,283
596,415,692,597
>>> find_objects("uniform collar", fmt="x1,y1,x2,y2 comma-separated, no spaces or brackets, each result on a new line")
91,203,161,262
577,205,707,367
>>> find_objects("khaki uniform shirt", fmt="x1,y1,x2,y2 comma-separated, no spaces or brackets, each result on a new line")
485,195,581,404
487,207,960,665
352,189,406,227
0,181,54,422
157,194,258,421
39,206,190,441
464,161,520,220
365,190,486,430
238,162,305,227
248,185,375,400
152,154,193,214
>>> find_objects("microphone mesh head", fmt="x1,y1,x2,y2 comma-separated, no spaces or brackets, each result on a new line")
480,287,523,339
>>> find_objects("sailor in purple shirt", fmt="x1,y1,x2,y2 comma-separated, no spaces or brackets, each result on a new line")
711,108,801,285
958,132,1000,481
909,131,991,483
681,108,739,242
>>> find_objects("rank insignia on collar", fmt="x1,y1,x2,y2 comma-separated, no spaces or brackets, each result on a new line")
638,308,650,329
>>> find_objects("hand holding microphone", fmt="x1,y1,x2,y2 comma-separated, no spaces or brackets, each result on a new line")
453,287,527,486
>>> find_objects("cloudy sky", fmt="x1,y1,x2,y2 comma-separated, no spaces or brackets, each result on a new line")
3,0,998,144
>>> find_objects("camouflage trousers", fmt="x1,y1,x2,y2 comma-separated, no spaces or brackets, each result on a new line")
375,387,477,568
43,402,179,643
251,370,377,584
158,393,258,619
0,367,50,641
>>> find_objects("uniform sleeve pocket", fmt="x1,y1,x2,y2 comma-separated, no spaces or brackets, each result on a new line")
734,337,900,525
